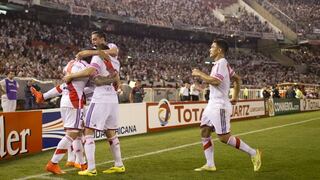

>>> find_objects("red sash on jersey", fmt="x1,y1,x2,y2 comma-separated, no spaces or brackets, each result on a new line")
66,60,76,74
103,60,118,90
66,59,85,108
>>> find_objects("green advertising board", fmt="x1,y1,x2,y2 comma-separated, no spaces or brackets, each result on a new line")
273,99,300,115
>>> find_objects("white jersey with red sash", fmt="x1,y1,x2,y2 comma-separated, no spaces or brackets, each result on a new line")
89,53,120,104
85,48,120,131
59,59,89,108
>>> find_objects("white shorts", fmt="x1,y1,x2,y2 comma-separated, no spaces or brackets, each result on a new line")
85,102,119,131
200,106,232,135
60,107,84,130
1,95,16,112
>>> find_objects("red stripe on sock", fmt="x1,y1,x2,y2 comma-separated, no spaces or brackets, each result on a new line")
235,137,241,149
203,141,212,150
55,149,67,154
56,85,62,93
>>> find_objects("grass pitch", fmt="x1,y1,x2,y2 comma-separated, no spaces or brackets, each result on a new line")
1,111,320,180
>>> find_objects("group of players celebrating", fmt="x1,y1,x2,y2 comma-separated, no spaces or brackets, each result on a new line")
31,31,261,176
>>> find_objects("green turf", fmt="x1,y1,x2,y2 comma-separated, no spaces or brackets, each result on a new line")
1,111,320,180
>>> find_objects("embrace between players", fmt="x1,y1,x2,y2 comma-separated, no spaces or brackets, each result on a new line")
32,33,261,176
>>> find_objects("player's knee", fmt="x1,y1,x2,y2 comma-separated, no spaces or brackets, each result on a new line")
218,135,229,143
66,130,80,139
84,128,94,136
106,129,116,138
200,126,211,138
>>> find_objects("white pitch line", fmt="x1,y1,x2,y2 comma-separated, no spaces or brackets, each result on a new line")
15,117,320,180
36,176,65,180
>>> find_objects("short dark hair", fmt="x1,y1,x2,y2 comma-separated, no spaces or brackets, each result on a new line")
213,39,229,54
6,70,14,75
91,31,106,40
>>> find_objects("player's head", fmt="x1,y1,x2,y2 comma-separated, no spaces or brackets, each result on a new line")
135,80,141,87
91,31,106,47
96,43,108,50
210,39,229,60
6,71,15,80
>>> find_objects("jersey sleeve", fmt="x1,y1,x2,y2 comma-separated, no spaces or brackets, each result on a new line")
210,61,228,82
89,56,104,74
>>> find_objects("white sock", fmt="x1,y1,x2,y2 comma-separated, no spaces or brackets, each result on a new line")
202,137,215,167
227,136,256,156
51,135,73,163
43,85,63,100
67,144,75,162
73,137,85,164
84,135,96,170
108,136,123,167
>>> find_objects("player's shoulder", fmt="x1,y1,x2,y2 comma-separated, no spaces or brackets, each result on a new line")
218,58,228,64
77,60,89,66
107,43,118,49
91,55,103,62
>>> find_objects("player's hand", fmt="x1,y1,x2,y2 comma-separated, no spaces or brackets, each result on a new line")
230,98,238,105
192,69,202,77
76,50,88,60
63,75,73,83
98,50,109,60
93,75,105,86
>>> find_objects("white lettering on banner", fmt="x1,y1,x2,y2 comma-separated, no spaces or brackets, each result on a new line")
301,99,320,111
147,100,266,130
0,116,31,158
275,102,299,112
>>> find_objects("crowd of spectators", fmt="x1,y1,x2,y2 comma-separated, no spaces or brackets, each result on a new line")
224,7,273,33
0,14,319,88
257,0,320,36
46,0,275,33
282,48,320,77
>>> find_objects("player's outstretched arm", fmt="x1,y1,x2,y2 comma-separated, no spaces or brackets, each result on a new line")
230,73,241,105
63,67,96,83
192,69,221,86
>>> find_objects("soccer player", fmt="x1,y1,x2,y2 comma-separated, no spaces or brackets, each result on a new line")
0,71,19,112
31,47,116,173
191,39,261,172
41,58,90,175
63,31,124,176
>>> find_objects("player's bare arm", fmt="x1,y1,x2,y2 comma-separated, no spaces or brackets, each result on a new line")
192,69,221,86
63,67,96,83
93,73,119,86
230,73,241,105
76,48,118,60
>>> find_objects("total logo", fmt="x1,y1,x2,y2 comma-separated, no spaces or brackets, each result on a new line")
157,99,171,126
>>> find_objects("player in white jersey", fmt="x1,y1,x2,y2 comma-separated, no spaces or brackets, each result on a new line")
63,31,124,176
192,39,261,172
37,59,90,174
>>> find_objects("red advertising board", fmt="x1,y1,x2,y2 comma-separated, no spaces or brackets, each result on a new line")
0,111,42,160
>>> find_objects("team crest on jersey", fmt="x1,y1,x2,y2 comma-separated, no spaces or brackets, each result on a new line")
158,99,171,126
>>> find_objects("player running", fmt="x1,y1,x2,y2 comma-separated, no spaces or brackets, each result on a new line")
192,39,261,172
